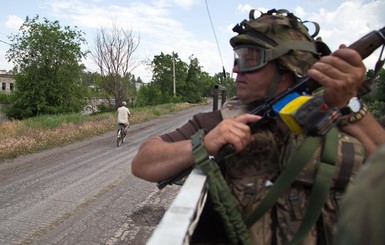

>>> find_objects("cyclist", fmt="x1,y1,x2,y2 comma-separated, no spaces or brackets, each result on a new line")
117,101,132,136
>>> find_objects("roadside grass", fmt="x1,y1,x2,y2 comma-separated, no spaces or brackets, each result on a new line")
0,102,197,161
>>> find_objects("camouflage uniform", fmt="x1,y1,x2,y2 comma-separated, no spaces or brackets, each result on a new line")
221,97,365,244
334,144,385,245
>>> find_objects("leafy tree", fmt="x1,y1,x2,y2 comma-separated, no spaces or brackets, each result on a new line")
149,52,188,103
372,68,385,118
212,71,236,98
179,55,202,103
136,82,163,106
362,68,385,119
5,15,88,119
374,69,385,102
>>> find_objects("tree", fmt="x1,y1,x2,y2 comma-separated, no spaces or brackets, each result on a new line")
181,55,207,103
362,68,385,119
213,71,236,98
5,15,88,119
91,23,140,108
148,52,187,103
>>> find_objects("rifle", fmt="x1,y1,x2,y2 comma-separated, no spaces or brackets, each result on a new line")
217,26,385,158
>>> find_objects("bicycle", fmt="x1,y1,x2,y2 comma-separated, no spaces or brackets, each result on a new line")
117,123,128,147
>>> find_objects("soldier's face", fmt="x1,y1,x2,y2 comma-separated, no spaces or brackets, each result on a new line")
234,60,292,104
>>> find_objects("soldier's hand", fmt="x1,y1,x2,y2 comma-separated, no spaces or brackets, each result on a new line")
307,44,366,108
203,114,261,156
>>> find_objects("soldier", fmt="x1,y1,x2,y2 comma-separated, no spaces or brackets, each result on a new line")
132,9,385,244
334,143,385,245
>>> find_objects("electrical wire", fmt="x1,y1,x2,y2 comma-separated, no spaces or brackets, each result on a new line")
0,39,10,45
205,0,226,78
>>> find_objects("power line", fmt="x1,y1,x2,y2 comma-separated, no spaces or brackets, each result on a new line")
205,0,226,78
0,39,10,45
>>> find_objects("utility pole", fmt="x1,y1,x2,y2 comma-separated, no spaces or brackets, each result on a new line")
172,52,176,96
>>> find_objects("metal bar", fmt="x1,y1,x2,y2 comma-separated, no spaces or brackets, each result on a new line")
146,168,208,245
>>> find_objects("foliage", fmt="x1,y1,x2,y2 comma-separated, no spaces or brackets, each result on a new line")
374,68,385,102
5,15,88,119
367,100,385,119
0,93,11,104
139,52,218,105
136,83,160,106
149,52,188,103
363,68,385,119
212,71,236,98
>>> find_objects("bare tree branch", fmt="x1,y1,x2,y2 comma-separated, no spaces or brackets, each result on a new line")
91,22,140,107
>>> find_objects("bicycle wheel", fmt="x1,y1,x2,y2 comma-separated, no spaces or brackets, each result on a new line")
117,128,123,147
122,132,126,143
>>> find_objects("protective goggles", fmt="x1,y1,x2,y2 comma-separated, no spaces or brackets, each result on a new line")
234,45,269,73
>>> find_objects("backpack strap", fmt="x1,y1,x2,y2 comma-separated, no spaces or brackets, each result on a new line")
287,127,338,244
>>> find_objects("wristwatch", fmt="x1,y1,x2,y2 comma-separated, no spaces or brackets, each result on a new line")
338,97,368,127
340,97,362,115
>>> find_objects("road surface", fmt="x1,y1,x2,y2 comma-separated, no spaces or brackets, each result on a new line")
0,103,213,245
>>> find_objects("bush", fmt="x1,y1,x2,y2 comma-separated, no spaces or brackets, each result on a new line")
0,93,11,104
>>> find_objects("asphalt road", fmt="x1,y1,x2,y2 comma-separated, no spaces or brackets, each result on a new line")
0,103,213,245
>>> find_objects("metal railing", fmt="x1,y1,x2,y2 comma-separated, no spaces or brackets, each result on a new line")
146,169,208,245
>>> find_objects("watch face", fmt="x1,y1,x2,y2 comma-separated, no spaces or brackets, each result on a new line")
349,97,361,113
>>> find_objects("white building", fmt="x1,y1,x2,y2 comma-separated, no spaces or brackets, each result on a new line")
0,70,14,94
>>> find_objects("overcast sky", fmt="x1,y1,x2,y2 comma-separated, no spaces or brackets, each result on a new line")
0,0,384,82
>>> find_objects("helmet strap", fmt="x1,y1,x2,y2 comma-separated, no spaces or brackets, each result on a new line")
265,40,318,61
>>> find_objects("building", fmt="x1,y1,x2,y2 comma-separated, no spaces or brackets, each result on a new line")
0,70,14,94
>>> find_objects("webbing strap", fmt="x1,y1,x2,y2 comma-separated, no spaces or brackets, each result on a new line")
288,127,338,244
192,130,251,245
244,135,322,227
198,158,251,245
245,126,338,245
266,40,318,61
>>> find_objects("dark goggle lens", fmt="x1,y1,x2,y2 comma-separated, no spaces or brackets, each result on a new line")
234,45,267,72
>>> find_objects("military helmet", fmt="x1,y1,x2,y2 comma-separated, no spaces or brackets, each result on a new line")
230,9,329,76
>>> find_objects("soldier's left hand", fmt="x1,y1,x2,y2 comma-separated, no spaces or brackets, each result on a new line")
307,44,366,108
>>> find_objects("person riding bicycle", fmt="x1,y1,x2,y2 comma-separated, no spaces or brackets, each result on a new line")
117,101,132,135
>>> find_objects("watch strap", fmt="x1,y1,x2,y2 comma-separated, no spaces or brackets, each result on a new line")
340,106,351,116
340,97,361,115
338,103,368,127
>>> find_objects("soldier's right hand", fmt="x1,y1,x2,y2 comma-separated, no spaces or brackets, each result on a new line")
203,114,261,156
